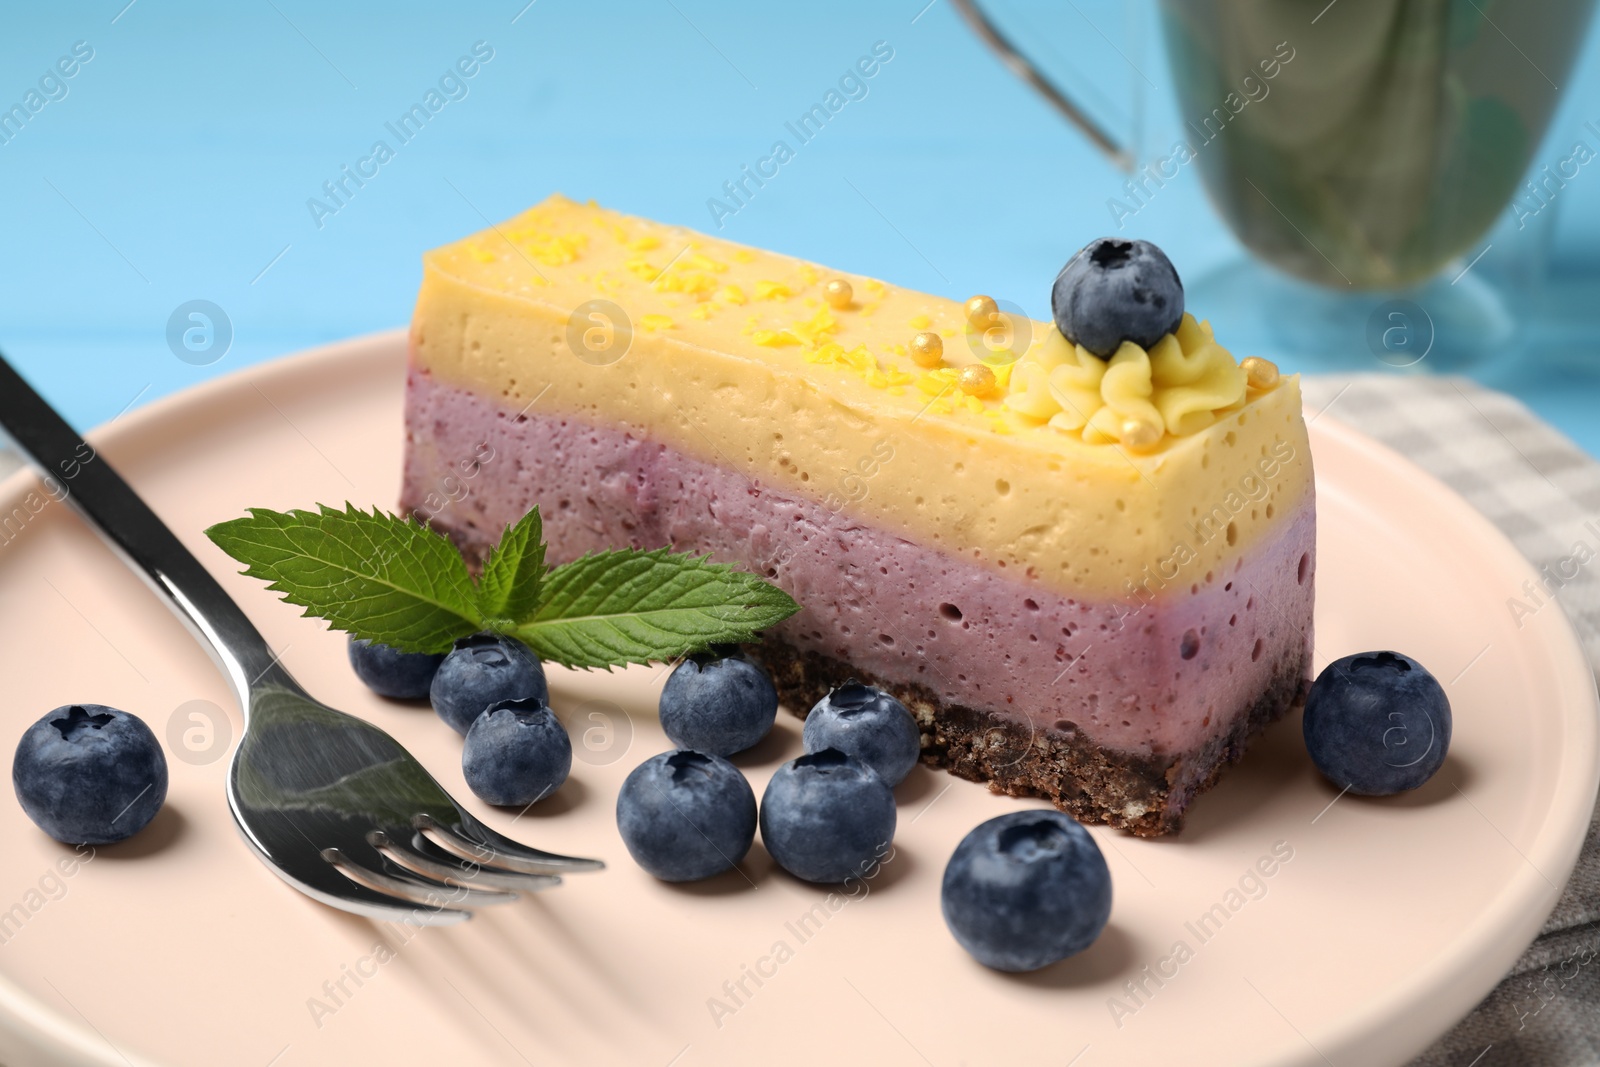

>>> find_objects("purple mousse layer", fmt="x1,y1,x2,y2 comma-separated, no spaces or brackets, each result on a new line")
401,367,1315,762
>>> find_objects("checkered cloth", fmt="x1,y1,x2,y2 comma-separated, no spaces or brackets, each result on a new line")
1300,375,1600,1067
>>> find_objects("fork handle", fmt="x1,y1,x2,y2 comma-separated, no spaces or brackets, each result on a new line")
0,353,295,708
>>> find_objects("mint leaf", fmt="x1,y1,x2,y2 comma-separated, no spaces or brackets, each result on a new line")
510,548,800,669
206,504,484,654
475,506,546,625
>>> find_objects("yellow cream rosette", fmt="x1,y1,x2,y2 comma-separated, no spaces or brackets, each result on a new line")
1003,314,1249,447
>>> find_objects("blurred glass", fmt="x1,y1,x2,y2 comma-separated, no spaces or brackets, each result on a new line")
1160,0,1594,290
955,0,1600,371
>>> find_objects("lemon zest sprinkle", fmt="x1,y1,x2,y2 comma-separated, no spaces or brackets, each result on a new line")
752,329,802,347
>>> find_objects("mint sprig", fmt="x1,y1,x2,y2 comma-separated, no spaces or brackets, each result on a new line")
205,504,800,668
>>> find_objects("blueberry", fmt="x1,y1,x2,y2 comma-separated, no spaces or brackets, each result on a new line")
461,698,572,807
759,749,895,884
347,636,444,700
803,683,921,786
659,650,777,757
1051,238,1184,358
941,810,1111,972
13,705,168,845
1303,650,1451,795
430,632,548,736
617,749,757,881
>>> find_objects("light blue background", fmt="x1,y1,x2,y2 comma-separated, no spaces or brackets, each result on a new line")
2,1,1598,450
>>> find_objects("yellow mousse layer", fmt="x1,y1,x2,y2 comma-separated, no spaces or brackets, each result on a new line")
410,195,1313,600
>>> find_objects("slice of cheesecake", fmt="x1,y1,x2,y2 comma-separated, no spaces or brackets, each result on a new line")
402,194,1315,836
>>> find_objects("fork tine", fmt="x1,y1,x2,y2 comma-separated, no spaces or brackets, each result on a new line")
253,838,472,926
423,812,607,875
379,830,565,893
324,845,521,908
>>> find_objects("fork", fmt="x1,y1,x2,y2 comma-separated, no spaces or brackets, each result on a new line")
0,355,602,924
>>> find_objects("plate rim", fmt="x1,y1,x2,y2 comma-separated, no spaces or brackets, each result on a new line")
0,330,1592,1067
1301,413,1600,1064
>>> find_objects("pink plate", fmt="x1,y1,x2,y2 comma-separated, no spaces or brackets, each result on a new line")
0,332,1592,1067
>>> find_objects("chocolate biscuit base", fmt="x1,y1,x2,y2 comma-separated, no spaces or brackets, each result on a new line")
749,636,1309,838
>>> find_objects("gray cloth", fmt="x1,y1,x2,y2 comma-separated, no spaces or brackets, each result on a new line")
1299,375,1600,1066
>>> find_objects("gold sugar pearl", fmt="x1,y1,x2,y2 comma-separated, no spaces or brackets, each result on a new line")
957,364,997,398
910,331,944,368
1241,356,1279,390
823,278,854,309
1120,417,1162,452
964,295,1000,329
